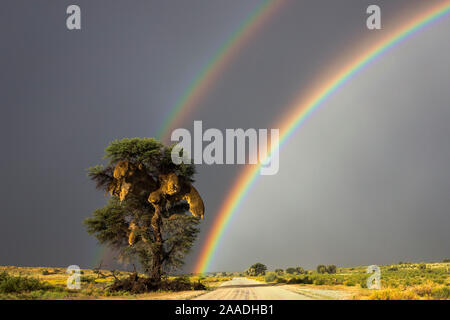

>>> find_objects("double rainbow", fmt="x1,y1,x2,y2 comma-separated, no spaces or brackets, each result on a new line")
157,0,285,140
193,1,450,273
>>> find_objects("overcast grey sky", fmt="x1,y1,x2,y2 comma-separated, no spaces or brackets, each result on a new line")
0,0,448,272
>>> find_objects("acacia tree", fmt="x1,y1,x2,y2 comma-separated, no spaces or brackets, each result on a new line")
247,263,267,276
296,266,305,274
316,265,327,274
274,269,284,275
84,138,204,280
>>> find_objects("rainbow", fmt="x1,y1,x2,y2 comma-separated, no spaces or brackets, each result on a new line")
194,1,450,274
157,0,286,141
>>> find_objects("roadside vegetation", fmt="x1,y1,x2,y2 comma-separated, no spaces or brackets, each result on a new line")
1,259,448,300
0,266,215,300
254,260,449,300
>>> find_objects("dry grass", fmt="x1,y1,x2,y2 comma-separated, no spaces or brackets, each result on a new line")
260,262,449,300
0,266,212,300
1,262,448,300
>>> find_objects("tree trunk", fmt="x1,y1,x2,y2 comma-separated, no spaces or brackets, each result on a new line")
150,205,163,280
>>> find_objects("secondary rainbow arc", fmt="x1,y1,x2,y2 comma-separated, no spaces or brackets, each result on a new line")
157,0,286,141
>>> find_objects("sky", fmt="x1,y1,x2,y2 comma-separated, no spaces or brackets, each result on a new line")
0,0,449,272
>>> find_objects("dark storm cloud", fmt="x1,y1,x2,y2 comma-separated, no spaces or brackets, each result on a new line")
0,0,447,272
0,0,262,268
213,6,450,271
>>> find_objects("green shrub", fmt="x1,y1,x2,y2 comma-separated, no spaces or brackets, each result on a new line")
316,265,327,274
418,263,427,270
296,267,305,274
284,275,313,285
248,263,267,276
300,276,313,284
313,278,325,285
276,277,287,284
360,278,368,288
41,270,50,276
81,276,96,284
432,287,450,299
285,268,296,274
286,277,299,284
109,274,206,293
274,269,284,275
264,273,277,283
344,281,355,286
388,267,398,271
0,272,50,294
326,265,337,274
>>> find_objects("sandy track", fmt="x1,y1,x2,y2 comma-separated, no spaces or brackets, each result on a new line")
195,278,314,300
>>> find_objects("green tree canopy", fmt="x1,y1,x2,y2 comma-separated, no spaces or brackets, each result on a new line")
296,266,305,274
326,265,337,274
248,263,267,276
274,269,284,275
84,138,203,280
316,265,327,274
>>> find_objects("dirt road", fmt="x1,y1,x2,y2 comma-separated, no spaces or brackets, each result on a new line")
195,278,314,300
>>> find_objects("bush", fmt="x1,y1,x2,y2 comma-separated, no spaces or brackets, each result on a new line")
418,263,427,270
316,265,327,274
326,265,337,274
81,276,96,284
109,274,206,294
0,272,50,294
313,278,325,285
286,277,299,284
274,269,284,275
360,278,368,288
388,267,398,271
412,283,433,297
432,287,450,300
368,289,419,300
285,268,296,274
314,265,336,274
296,267,305,274
249,263,267,276
298,275,313,284
264,273,277,283
41,270,50,276
442,259,450,263
276,277,287,284
192,281,206,291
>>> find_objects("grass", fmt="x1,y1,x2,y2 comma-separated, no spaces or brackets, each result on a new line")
0,266,232,300
259,261,449,300
0,261,448,300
